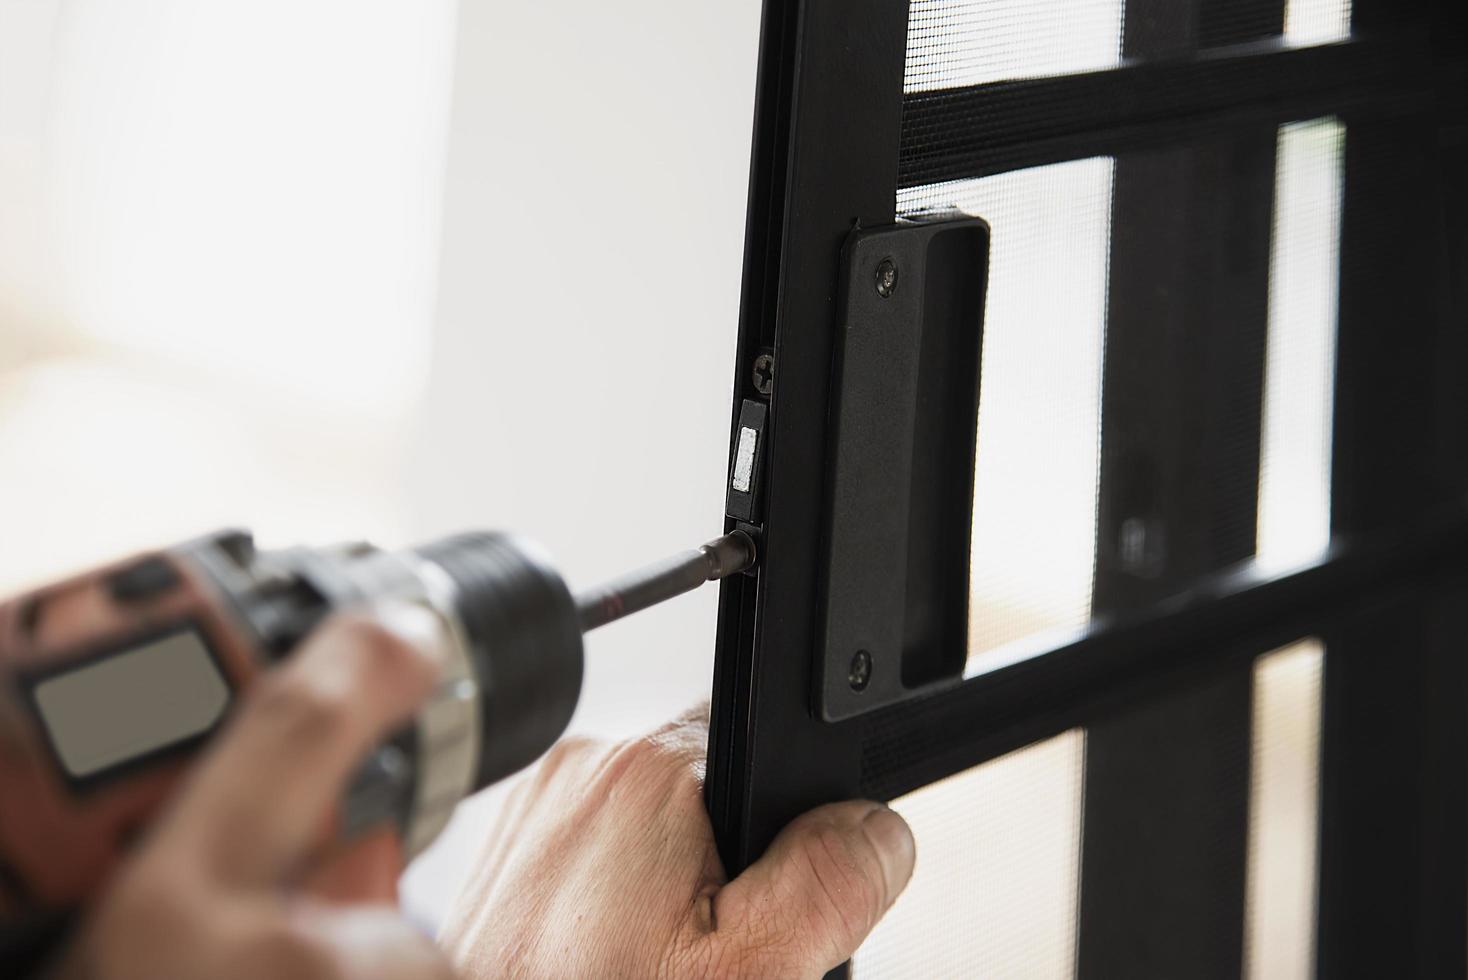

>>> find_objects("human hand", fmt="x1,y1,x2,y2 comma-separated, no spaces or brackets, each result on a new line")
51,610,455,980
440,706,915,979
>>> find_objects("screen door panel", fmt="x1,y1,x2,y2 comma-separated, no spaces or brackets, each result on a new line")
707,0,1468,976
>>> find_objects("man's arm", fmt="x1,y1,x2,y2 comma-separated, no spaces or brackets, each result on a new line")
56,618,913,980
440,706,914,979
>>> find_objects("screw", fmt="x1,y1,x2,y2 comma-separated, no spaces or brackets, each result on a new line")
752,353,775,397
874,258,899,299
848,650,873,692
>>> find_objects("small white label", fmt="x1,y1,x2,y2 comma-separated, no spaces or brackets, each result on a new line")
732,426,759,494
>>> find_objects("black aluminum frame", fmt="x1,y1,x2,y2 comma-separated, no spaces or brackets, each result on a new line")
706,0,1468,976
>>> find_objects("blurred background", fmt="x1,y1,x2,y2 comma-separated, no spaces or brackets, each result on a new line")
0,0,760,924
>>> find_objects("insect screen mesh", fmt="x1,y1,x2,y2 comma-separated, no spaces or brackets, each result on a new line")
894,116,1344,673
904,0,1351,95
854,732,1085,978
901,159,1111,669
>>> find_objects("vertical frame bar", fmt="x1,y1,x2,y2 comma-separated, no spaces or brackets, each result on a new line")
1315,104,1468,977
706,0,910,874
1077,5,1282,976
1078,132,1279,980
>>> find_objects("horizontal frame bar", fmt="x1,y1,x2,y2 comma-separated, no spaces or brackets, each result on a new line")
899,33,1433,187
858,502,1468,800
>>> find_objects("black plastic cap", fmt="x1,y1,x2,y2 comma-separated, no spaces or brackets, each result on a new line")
413,532,584,791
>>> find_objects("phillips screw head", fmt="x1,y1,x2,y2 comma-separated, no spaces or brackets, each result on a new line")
752,354,775,397
875,258,899,299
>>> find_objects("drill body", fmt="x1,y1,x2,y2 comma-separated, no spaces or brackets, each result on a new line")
0,530,583,938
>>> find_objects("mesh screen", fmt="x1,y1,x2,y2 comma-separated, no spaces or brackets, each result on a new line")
903,0,1123,92
896,118,1345,672
900,161,1111,669
903,0,1351,95
854,732,1085,978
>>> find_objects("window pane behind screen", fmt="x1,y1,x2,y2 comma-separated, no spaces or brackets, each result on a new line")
1285,0,1351,45
1241,117,1340,979
854,732,1084,978
900,113,1345,672
1246,640,1325,980
899,160,1112,672
1257,118,1345,571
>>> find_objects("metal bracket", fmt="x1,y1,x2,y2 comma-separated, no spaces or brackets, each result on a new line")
817,217,991,721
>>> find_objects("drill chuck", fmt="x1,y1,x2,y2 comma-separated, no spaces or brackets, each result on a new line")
414,533,583,793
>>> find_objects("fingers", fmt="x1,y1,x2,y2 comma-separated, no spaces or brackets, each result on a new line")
157,606,443,887
669,700,710,729
711,800,915,977
298,905,456,980
305,829,406,905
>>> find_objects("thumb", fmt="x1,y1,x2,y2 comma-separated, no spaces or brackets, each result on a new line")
712,801,915,978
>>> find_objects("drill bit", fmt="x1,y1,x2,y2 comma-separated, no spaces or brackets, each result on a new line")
576,531,757,633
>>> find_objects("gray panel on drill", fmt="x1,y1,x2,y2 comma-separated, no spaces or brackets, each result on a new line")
819,218,990,721
32,630,228,779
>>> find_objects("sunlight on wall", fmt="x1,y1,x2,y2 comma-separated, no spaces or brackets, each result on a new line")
42,0,454,418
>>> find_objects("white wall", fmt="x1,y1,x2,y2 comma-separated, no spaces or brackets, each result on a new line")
0,0,761,928
0,0,458,580
399,0,761,922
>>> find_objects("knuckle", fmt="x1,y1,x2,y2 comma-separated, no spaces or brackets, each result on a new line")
249,670,352,741
541,734,597,773
627,731,704,783
242,922,342,980
328,615,427,683
531,735,603,792
617,733,670,771
548,733,597,761
593,734,703,807
103,867,195,935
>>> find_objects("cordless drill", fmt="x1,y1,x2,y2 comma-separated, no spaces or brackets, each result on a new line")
0,527,755,945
